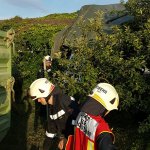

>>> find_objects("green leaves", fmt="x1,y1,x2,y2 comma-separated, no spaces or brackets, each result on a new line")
0,1,149,136
54,8,150,135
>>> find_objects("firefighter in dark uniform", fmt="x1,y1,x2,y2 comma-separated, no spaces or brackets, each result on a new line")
37,55,53,79
70,83,119,150
29,78,79,150
35,55,53,130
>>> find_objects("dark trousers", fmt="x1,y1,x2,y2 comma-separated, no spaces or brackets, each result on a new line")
43,137,59,150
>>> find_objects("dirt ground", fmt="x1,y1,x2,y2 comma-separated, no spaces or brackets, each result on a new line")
0,100,45,150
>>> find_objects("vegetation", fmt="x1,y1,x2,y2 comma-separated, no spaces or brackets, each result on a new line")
54,1,150,149
0,12,77,91
0,13,77,150
0,0,150,150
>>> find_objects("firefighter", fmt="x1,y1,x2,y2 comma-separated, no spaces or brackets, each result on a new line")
37,55,53,79
29,78,79,150
72,83,119,150
35,55,53,131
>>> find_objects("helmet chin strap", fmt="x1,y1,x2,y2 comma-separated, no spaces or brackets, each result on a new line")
104,110,110,117
45,93,52,104
45,89,54,104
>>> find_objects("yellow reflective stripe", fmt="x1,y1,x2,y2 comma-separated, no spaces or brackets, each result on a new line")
92,93,107,108
98,131,115,143
87,140,94,150
111,132,115,144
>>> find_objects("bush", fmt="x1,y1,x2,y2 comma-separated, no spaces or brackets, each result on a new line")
53,2,150,148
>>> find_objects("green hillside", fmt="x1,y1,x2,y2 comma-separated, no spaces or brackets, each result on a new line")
0,12,77,28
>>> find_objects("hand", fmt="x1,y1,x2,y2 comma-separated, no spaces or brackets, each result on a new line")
58,138,66,150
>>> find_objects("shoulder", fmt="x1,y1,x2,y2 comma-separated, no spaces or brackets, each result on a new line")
96,117,112,134
97,132,113,141
96,118,115,143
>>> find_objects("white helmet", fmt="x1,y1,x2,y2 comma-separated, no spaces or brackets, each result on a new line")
89,83,119,111
29,78,55,100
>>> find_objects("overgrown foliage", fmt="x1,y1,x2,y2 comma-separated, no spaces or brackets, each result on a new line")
125,0,150,28
0,13,77,149
53,1,150,149
56,5,150,110
0,1,150,149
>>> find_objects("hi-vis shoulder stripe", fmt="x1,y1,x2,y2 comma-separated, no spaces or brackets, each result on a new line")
49,109,65,120
46,131,56,138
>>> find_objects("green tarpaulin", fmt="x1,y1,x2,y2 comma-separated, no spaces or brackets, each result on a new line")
51,3,134,58
0,29,15,142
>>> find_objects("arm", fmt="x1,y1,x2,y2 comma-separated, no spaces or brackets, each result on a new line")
37,67,44,78
96,132,117,150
